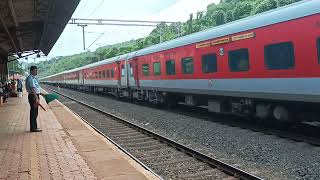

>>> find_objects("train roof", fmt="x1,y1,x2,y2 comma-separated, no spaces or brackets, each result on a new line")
41,55,124,79
42,0,319,79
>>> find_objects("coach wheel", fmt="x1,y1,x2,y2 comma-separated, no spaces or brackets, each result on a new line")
273,105,291,123
255,104,272,120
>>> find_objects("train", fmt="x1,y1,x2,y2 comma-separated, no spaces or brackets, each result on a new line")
42,0,320,123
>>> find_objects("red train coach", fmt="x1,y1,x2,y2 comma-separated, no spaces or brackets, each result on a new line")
42,0,320,123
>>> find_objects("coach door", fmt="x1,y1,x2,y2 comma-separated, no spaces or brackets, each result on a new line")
78,70,81,84
79,70,84,84
130,58,140,88
120,60,128,87
128,61,134,87
132,58,140,88
115,61,120,87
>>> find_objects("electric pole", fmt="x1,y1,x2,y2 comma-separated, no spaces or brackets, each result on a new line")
78,24,88,50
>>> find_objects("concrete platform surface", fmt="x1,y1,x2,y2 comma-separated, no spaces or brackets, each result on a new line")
0,93,159,180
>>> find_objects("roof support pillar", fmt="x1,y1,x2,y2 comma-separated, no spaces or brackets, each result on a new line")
0,55,8,81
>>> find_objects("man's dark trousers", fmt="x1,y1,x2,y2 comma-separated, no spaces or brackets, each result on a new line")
28,94,39,131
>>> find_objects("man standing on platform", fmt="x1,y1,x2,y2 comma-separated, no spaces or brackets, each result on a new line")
25,66,42,132
17,79,23,95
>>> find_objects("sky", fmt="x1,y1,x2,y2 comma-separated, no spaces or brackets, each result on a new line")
34,0,220,61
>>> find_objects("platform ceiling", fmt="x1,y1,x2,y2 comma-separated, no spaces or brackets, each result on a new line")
0,0,80,60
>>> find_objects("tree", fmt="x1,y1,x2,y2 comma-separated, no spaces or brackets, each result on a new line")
213,10,226,26
233,1,253,20
106,47,119,59
134,38,145,50
185,13,194,35
7,59,24,75
96,48,109,60
119,46,133,54
225,10,233,22
252,0,278,15
277,0,301,7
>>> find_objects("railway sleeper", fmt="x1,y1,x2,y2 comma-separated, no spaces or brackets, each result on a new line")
126,143,166,151
168,162,211,172
103,125,128,130
108,130,140,136
150,156,197,167
106,127,137,134
136,150,182,159
111,134,149,141
138,152,184,161
116,136,155,144
177,168,229,180
123,140,162,148
164,167,219,180
139,147,177,155
119,139,158,147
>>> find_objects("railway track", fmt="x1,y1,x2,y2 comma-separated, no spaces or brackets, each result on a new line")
46,87,262,180
45,85,320,147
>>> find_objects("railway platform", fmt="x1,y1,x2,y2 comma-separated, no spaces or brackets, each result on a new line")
0,92,159,180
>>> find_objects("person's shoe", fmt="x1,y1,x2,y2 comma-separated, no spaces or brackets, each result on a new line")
31,128,42,132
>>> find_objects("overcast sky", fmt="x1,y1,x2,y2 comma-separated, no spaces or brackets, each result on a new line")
39,0,220,61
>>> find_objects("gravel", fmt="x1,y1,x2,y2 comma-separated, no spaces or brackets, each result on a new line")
44,85,320,180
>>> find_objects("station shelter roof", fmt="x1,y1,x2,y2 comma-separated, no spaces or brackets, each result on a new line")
0,0,80,61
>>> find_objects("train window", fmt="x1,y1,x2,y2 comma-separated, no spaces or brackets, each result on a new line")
99,71,102,78
106,70,110,78
153,62,161,76
166,60,175,75
102,71,105,78
228,49,249,72
121,65,125,77
111,69,114,78
182,57,194,74
202,53,217,73
142,64,149,76
95,72,98,78
317,38,320,63
265,42,294,69
130,64,133,77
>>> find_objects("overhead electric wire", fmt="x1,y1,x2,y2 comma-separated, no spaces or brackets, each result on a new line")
86,0,105,18
73,0,90,18
86,31,107,50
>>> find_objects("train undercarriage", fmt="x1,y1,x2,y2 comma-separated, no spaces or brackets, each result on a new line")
47,82,318,124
